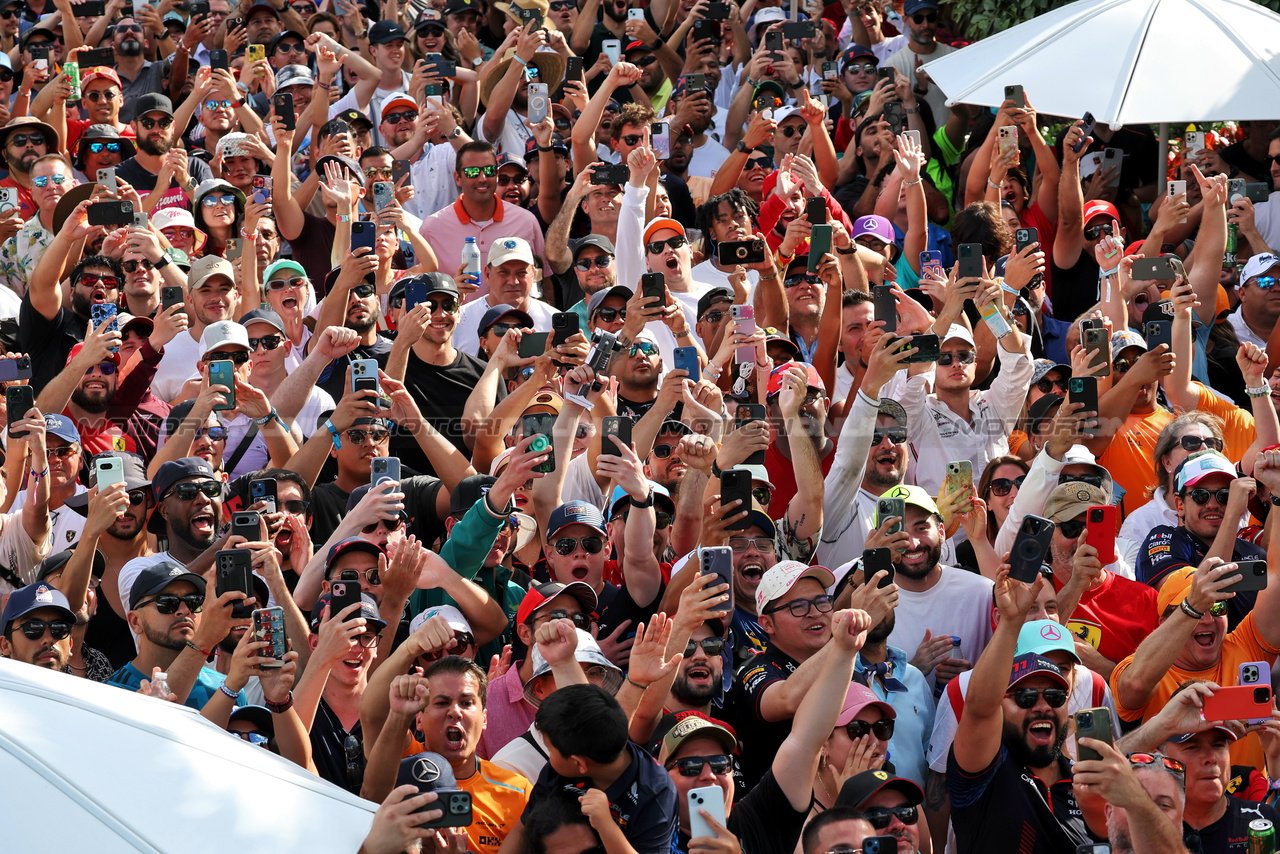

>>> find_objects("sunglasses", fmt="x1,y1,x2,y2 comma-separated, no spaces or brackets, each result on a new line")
872,427,908,445
384,109,419,125
779,125,802,139
201,193,238,207
166,481,222,501
0,8,17,18
8,133,46,148
425,297,459,314
701,309,727,323
630,342,660,357
33,175,67,187
845,718,895,741
1180,435,1224,452
1113,357,1136,375
84,361,118,376
46,445,78,459
634,55,659,67
911,10,937,22
351,283,377,299
752,486,771,506
744,156,774,170
138,593,206,614
195,426,228,440
728,536,775,553
126,489,149,506
281,499,309,514
344,734,364,788
1058,519,1086,539
685,637,727,657
846,61,877,74
1128,752,1185,773
1060,473,1103,488
1035,377,1068,394
346,429,390,445
138,116,175,130
1083,221,1115,241
591,306,627,325
651,443,676,459
203,350,251,365
497,173,528,186
989,476,1026,496
615,508,673,529
764,594,835,618
1184,488,1232,506
85,89,120,103
248,334,283,351
622,134,643,146
1253,276,1279,290
576,255,614,271
77,273,119,289
16,618,74,640
553,536,605,555
204,99,236,111
342,566,383,586
667,754,731,776
535,608,593,630
555,118,572,131
1006,686,1069,708
461,165,498,178
784,274,821,288
88,141,123,153
360,517,404,535
274,42,308,54
938,350,976,366
122,260,154,273
237,731,270,746
268,276,307,291
864,805,918,829
549,0,575,8
645,235,687,254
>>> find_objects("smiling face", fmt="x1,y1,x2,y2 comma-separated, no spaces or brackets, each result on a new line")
543,522,607,591
72,360,117,413
985,462,1025,526
584,184,622,227
671,623,722,707
758,577,831,658
419,669,486,767
159,477,222,550
497,163,530,206
1000,674,1069,769
456,150,497,205
731,523,775,610
895,506,942,581
667,735,734,835
133,579,202,651
1175,472,1233,543
189,274,240,327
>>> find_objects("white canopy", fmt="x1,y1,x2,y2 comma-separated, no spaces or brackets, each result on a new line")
921,0,1280,126
0,659,376,852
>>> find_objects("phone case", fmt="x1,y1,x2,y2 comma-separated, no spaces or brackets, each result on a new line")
1240,660,1273,725
215,549,255,618
394,755,473,828
1074,707,1114,761
1004,84,1024,108
351,221,376,253
94,456,125,489
697,547,733,616
876,497,905,535
944,462,973,510
372,457,400,487
1202,684,1273,722
674,346,700,382
688,785,727,840
641,272,666,305
602,40,620,65
872,285,896,333
902,333,940,363
161,286,184,312
718,239,766,266
0,355,31,382
6,385,32,437
957,243,983,279
1223,560,1268,594
997,126,1018,158
863,547,895,588
249,477,277,512
208,361,236,410
1084,327,1111,377
601,415,630,457
720,469,753,530
329,578,363,621
1070,377,1099,436
1074,112,1096,153
351,358,380,398
253,606,286,667
1086,505,1117,565
522,414,556,474
1009,515,1055,583
527,83,549,124
1145,320,1173,352
551,312,580,346
518,332,551,358
732,304,756,363
808,224,832,272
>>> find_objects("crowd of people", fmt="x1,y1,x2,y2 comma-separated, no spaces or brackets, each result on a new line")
1,0,1279,852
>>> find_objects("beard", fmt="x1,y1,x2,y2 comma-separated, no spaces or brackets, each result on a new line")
1107,817,1135,854
70,288,95,318
866,609,895,644
895,540,941,580
1002,714,1068,769
141,619,186,652
118,38,143,56
106,515,143,540
671,666,719,707
71,384,113,413
137,133,173,156
172,518,217,551
348,313,378,335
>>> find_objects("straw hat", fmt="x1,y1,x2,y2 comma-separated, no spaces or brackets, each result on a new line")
480,47,565,107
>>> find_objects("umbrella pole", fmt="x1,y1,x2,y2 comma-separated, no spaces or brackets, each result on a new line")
1158,122,1169,186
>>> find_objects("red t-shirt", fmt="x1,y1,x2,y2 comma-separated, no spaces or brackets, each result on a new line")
1057,570,1159,665
0,176,36,221
1021,201,1057,295
764,438,837,521
603,558,673,589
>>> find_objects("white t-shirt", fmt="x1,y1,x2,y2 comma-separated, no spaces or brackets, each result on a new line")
454,296,559,357
407,142,461,221
151,330,204,403
1227,306,1268,351
492,724,548,783
689,259,759,297
888,567,995,690
328,71,412,148
14,485,87,552
1250,192,1280,252
687,137,731,179
476,108,534,161
561,451,606,510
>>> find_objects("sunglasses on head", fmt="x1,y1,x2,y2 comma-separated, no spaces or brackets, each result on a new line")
666,754,731,776
204,350,251,365
576,255,613,271
88,141,123,153
138,116,174,130
346,428,389,445
1006,686,1068,708
938,350,976,366
845,717,895,741
645,235,687,254
461,165,497,178
989,476,1025,496
553,535,605,556
1181,435,1224,452
872,426,907,445
195,425,227,440
139,593,206,614
1083,221,1115,241
33,175,67,187
85,89,120,103
864,805,918,829
685,637,727,657
17,618,74,640
1128,752,1185,773
1035,377,1068,394
167,481,222,501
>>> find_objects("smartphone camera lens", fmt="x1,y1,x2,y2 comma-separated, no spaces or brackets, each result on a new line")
1256,687,1271,703
1078,712,1092,726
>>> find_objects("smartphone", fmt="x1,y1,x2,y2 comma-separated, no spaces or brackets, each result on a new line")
1008,514,1055,583
901,333,940,363
862,838,898,854
688,785,728,840
247,43,265,65
1004,84,1025,108
1014,227,1042,289
27,45,48,62
590,163,628,185
226,237,245,262
392,160,412,189
210,49,229,70
704,1,729,17
944,461,974,511
1184,130,1205,155
215,549,255,618
697,547,733,617
877,66,895,85
77,0,106,15
5,385,32,437
87,200,135,225
252,606,285,668
1069,377,1099,436
1202,684,1273,722
674,345,700,383
957,243,983,279
627,7,644,20
1073,112,1096,153
731,304,755,363
564,55,583,82
351,357,380,400
252,175,272,205
1240,660,1273,725
517,331,551,358
94,455,125,490
996,125,1018,159
764,29,784,54
600,415,630,457
133,212,149,229
91,303,119,351
1144,320,1173,353
1074,707,1114,762
96,166,118,193
1086,505,1118,565
734,402,766,429
1223,559,1269,594
872,285,897,333
882,101,904,136
863,547,895,588
371,456,400,487
805,196,828,226
919,250,943,280
272,92,295,130
394,756,474,828
1101,147,1122,187
717,238,766,266
1083,327,1111,377
808,224,832,272
0,187,17,214
651,122,670,160
249,477,277,513
1228,178,1247,204
876,497,905,536
720,468,753,530
551,311,580,347
0,355,31,382
602,39,621,65
528,82,549,124
231,510,261,542
329,577,363,622
820,60,839,81
641,271,666,306
521,413,556,474
1168,180,1188,223
351,220,376,254
1246,182,1270,203
372,181,394,212
1131,256,1181,281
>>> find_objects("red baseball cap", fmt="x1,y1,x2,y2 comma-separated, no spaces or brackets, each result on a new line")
766,360,825,397
67,342,119,365
514,580,597,627
1083,199,1120,225
81,67,122,91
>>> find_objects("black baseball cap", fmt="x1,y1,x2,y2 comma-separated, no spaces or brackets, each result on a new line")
128,560,207,610
696,287,734,320
450,474,497,517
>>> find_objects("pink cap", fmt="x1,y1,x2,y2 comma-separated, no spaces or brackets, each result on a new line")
835,681,896,726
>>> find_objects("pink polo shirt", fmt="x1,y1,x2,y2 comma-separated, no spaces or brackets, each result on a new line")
417,197,549,302
476,661,537,760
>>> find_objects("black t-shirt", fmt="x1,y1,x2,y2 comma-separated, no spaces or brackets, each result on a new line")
1047,250,1099,328
84,587,138,671
309,473,445,551
311,696,364,794
1218,141,1271,185
115,154,213,203
947,743,1091,854
675,770,807,854
315,335,396,403
596,578,663,645
395,347,491,475
728,645,801,790
1185,796,1280,854
19,296,87,393
1137,525,1264,632
288,211,339,287
1052,125,1160,196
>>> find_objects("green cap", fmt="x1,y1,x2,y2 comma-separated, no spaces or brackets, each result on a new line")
884,484,940,516
263,259,307,284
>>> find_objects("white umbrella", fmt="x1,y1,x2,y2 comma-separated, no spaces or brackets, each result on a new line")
0,659,376,852
920,0,1280,126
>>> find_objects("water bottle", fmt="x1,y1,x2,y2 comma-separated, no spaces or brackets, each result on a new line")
949,636,963,659
461,237,481,292
151,669,169,696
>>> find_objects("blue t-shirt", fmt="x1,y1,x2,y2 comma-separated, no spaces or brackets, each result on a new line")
1137,524,1262,631
108,661,246,710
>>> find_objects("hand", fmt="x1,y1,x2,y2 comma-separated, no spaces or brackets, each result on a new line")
314,326,361,361
191,589,254,651
1146,681,1218,743
1003,240,1045,291
909,628,953,678
1072,738,1153,809
139,667,178,703
257,649,298,704
381,536,425,606
360,786,443,854
715,419,769,470
593,619,634,668
1070,529,1107,589
832,734,887,783
676,570,731,631
626,614,683,688
579,789,614,833
1185,557,1241,614
1062,119,1092,165
311,600,368,666
224,630,267,693
687,809,741,854
487,645,513,682
829,608,871,654
741,110,777,149
535,617,580,666
594,434,648,497
1237,342,1268,388
1154,191,1191,231
863,516,909,561
892,133,923,182
1254,447,1280,493
1225,476,1257,516
405,612,457,660
933,655,971,689
992,560,1045,623
489,432,551,509
388,673,430,718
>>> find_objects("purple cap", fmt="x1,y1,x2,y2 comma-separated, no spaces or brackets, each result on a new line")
852,215,896,245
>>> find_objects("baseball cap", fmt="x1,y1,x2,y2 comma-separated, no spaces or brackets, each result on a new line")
42,413,81,445
903,0,939,13
325,537,384,575
607,483,675,518
309,591,387,631
135,93,174,118
835,769,924,810
129,560,206,609
571,234,615,260
1167,727,1240,745
755,560,836,615
381,96,418,122
1083,199,1120,225
878,398,907,426
488,236,536,268
882,483,940,517
1042,482,1107,523
152,206,196,233
240,308,286,334
547,501,607,540
34,548,101,587
1016,619,1082,663
496,153,529,174
189,255,236,292
643,217,685,245
276,64,315,89
409,604,472,637
415,8,447,30
1112,329,1146,355
696,287,734,320
263,259,307,285
841,43,876,69
515,580,598,626
81,67,121,91
200,321,250,357
1027,393,1063,434
1156,566,1198,614
658,711,737,762
765,360,825,397
444,0,480,14
368,19,408,44
2,581,76,633
478,303,534,336
942,323,976,347
852,215,895,244
1031,359,1072,386
334,108,373,129
741,463,774,490
1175,451,1238,492
764,327,801,360
1008,652,1070,689
1242,253,1280,284
835,681,896,726
523,627,623,706
450,474,497,515
66,452,151,514
587,285,633,319
522,390,563,416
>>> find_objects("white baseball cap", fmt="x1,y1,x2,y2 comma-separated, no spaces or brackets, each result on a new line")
755,560,835,616
488,236,536,268
199,321,250,357
408,604,472,637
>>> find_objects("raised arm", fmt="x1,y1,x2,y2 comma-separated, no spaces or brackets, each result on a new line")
1053,119,1090,270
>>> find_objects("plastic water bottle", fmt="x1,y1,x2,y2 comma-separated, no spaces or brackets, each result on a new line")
461,237,481,292
151,670,169,696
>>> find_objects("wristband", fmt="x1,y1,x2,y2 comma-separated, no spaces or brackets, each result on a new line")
1179,599,1205,620
324,418,343,449
1100,267,1119,279
186,639,215,657
903,177,922,188
630,491,655,509
704,363,722,379
265,692,294,714
710,460,723,478
837,245,857,255
986,178,1000,190
337,214,352,222
625,675,650,690
316,81,331,89
1246,384,1271,398
254,408,282,427
218,683,240,700
29,466,48,481
513,55,528,67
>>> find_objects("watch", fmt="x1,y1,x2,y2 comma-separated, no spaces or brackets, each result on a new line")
735,140,753,154
471,56,484,68
355,28,369,39
1271,494,1280,507
630,491,655,509
447,127,462,140
153,253,171,270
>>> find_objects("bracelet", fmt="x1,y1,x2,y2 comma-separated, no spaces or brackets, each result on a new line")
704,363,722,379
1180,599,1205,620
316,81,331,89
28,466,49,481
513,55,528,67
837,245,857,255
218,683,239,700
905,107,917,114
265,692,294,714
337,214,352,222
1100,267,1119,279
759,271,780,280
537,144,552,152
625,675,650,690
630,491,655,509
710,460,723,478
324,418,343,449
987,178,1000,190
903,178,922,188
1246,384,1271,398
186,639,215,657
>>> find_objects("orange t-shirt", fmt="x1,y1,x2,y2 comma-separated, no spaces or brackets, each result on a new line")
1098,407,1174,512
1186,383,1256,465
1110,612,1280,772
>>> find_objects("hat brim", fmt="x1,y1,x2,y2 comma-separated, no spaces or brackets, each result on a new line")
481,50,565,107
0,119,57,169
